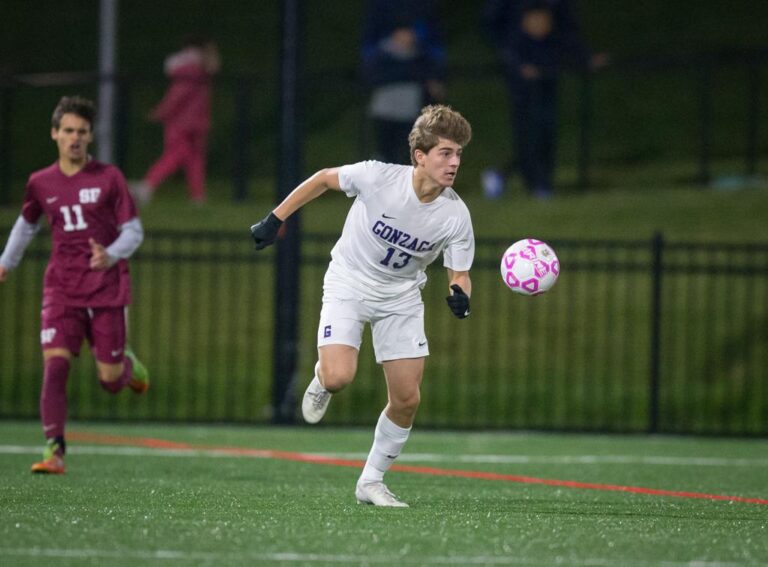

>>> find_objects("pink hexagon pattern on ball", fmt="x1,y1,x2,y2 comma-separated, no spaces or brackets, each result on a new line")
533,259,550,278
519,246,537,261
505,271,520,289
551,260,560,275
503,253,517,269
521,278,539,293
527,239,544,245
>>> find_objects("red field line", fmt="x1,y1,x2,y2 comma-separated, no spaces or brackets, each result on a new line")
68,431,768,506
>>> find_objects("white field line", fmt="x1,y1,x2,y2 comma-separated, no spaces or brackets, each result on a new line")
1,444,767,467
0,547,750,566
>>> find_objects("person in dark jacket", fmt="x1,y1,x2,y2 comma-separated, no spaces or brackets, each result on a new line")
362,0,447,164
483,0,607,199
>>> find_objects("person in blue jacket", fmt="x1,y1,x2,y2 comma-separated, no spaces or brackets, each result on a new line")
362,0,447,164
483,0,607,199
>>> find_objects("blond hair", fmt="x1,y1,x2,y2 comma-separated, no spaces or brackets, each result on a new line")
408,105,472,166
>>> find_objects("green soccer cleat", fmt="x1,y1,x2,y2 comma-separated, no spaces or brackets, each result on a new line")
31,438,66,474
125,348,149,394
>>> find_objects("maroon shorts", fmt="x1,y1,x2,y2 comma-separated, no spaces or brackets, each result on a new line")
40,304,127,364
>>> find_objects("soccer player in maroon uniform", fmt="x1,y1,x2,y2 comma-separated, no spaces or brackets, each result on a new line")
0,96,149,474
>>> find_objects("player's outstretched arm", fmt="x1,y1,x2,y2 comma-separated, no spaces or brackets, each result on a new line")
103,218,144,266
0,215,41,280
445,270,472,319
250,168,342,251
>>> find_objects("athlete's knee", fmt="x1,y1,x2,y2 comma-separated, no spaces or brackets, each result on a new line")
43,348,73,362
97,363,124,383
318,361,356,392
389,387,421,414
386,393,420,427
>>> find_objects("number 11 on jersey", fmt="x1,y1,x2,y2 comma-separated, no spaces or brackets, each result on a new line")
60,205,88,232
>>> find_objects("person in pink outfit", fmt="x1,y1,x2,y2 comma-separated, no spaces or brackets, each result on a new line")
132,36,220,205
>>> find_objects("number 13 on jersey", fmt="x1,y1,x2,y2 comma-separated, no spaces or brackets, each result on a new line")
380,247,412,269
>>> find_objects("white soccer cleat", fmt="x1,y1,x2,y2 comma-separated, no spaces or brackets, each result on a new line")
355,481,409,508
301,365,332,424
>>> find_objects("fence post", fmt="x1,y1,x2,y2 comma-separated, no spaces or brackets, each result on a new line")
272,0,304,423
745,60,760,178
232,76,251,202
648,231,664,433
114,76,130,171
697,61,712,185
0,79,12,205
577,72,593,191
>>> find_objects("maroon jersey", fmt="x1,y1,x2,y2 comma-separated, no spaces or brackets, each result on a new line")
22,160,139,307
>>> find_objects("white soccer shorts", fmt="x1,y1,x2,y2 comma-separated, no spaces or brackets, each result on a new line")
317,288,429,363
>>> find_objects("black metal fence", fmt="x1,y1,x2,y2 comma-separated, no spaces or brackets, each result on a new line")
1,231,766,435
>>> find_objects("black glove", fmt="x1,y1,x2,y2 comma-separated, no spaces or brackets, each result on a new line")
250,212,283,251
446,284,470,319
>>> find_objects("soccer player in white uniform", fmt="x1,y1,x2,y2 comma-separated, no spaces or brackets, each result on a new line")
250,105,474,507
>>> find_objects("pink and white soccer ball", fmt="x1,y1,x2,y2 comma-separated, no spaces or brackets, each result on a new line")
500,239,560,296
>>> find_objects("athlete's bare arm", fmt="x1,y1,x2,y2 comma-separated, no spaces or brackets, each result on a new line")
273,168,343,221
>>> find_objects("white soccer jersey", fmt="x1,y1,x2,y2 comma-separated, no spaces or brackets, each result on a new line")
328,160,475,300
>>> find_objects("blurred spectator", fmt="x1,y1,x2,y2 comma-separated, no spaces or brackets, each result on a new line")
131,36,220,205
362,0,447,164
482,0,607,199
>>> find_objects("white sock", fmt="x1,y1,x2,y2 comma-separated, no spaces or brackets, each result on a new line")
358,411,411,484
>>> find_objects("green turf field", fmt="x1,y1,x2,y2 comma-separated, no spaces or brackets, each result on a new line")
2,421,767,566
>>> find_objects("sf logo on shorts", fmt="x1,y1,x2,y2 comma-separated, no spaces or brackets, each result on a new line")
41,328,57,344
